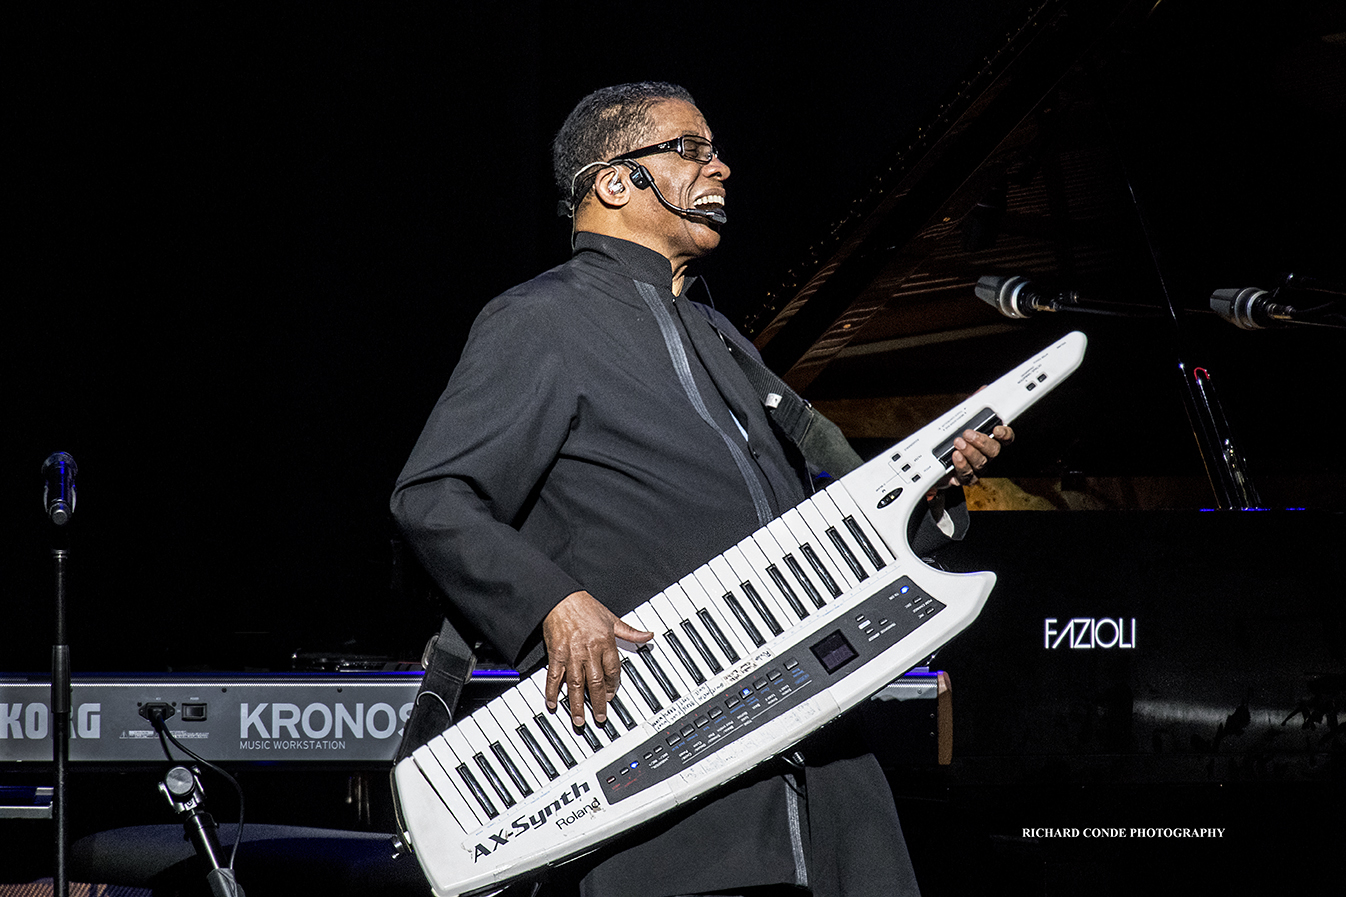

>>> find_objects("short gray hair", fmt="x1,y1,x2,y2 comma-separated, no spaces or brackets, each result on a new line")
552,82,696,214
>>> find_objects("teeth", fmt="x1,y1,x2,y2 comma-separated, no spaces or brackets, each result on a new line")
693,195,724,207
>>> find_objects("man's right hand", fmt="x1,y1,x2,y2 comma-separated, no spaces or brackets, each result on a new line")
542,590,653,728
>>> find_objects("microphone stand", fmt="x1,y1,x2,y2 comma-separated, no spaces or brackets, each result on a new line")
48,495,73,897
1187,366,1262,509
157,763,246,897
1099,102,1262,509
147,704,247,897
51,544,70,897
41,451,77,895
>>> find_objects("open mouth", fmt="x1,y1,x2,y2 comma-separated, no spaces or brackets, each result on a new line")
691,193,726,225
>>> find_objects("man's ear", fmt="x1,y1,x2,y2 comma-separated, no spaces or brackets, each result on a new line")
594,167,630,209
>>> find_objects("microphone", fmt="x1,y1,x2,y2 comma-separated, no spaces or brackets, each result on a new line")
1209,287,1288,330
974,275,1070,319
683,204,727,225
42,452,78,525
975,275,1166,320
621,161,727,225
1210,275,1346,331
1210,287,1303,330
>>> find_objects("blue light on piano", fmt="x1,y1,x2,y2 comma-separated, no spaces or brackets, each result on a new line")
470,668,521,678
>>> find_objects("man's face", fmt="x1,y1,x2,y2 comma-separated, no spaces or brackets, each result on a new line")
623,99,731,266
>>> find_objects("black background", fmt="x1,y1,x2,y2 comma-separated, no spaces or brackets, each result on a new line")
6,1,1037,669
4,4,1344,893
6,1,1343,669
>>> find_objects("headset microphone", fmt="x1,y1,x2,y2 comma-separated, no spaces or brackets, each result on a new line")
620,161,727,225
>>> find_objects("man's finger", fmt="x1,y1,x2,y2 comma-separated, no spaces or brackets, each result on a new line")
957,432,990,467
567,667,588,727
949,449,979,487
601,643,624,698
968,431,999,460
587,663,609,725
544,658,566,712
614,620,654,645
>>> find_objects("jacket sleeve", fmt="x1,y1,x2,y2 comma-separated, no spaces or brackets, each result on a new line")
390,295,583,666
909,487,970,559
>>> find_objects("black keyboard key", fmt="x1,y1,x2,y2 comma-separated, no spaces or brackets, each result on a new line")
801,543,841,598
767,564,809,620
844,515,886,569
581,695,622,741
456,763,499,818
559,697,604,751
532,714,577,769
609,694,637,731
490,741,533,797
784,553,826,609
639,644,681,701
827,526,868,580
741,582,783,636
621,658,662,713
664,629,706,685
723,593,765,647
473,752,516,808
682,619,723,674
698,608,741,662
516,724,559,781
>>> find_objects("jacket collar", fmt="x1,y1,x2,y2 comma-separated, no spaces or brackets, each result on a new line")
573,232,697,297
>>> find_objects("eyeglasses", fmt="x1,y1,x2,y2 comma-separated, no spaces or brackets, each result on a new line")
612,134,721,165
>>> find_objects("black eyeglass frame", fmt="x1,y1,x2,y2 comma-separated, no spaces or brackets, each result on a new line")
611,134,721,165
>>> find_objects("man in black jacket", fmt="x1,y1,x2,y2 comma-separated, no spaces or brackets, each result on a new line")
392,82,1011,897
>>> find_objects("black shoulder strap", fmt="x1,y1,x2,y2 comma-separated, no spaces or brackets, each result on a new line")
719,337,864,480
393,616,476,764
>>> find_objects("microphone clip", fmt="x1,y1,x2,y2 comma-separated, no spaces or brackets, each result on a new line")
42,452,78,526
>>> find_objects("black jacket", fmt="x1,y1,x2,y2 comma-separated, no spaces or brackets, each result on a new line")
391,233,929,897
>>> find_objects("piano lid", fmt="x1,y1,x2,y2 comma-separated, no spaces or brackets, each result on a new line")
739,0,1346,510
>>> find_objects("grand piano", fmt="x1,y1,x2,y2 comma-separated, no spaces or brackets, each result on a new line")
733,0,1345,893
5,1,1343,894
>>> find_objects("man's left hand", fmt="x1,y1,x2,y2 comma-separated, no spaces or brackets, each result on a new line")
945,423,1015,489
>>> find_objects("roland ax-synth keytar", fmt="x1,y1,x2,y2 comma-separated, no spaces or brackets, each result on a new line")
394,331,1088,897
